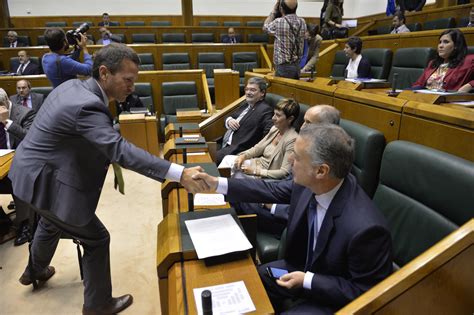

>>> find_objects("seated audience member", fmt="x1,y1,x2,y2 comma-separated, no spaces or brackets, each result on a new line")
413,29,473,92
194,123,393,314
97,27,122,45
321,0,346,39
0,88,36,246
12,50,40,75
344,36,371,79
216,77,274,165
390,11,410,34
4,31,27,48
301,25,323,73
98,12,112,27
234,104,341,236
42,28,93,88
398,0,426,13
220,98,300,180
10,79,44,112
222,27,241,44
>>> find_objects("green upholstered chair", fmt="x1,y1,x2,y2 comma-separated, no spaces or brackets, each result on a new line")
30,86,53,98
331,50,349,78
112,34,125,43
191,33,214,43
72,21,93,27
458,17,469,28
232,52,259,95
247,21,264,27
124,21,145,26
422,17,456,30
199,21,219,26
224,21,241,26
376,25,392,35
362,48,393,80
373,141,474,267
264,93,283,109
406,22,422,32
198,52,225,103
151,21,172,26
137,53,155,71
45,22,67,27
387,47,436,89
162,53,190,70
160,81,199,137
247,33,269,43
37,35,47,46
162,33,185,43
134,83,154,113
131,33,156,44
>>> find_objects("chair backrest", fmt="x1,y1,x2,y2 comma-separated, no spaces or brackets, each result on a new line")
108,21,120,26
199,21,219,26
376,25,392,35
340,119,385,198
72,21,93,27
387,47,436,89
423,17,456,30
138,53,155,71
86,34,95,44
406,22,422,32
125,21,146,26
264,93,283,109
131,33,156,44
191,33,214,43
113,34,125,43
224,21,241,26
162,53,190,70
247,33,269,43
151,21,171,26
3,35,31,47
10,56,42,73
373,141,474,267
198,52,225,78
37,35,47,46
162,33,185,43
458,17,469,28
134,82,154,113
331,50,349,78
232,52,259,77
468,46,474,55
247,21,264,27
30,86,53,98
362,48,393,80
162,81,199,115
45,22,67,27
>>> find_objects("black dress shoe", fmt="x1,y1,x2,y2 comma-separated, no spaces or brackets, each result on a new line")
14,224,30,246
82,294,133,315
19,265,56,285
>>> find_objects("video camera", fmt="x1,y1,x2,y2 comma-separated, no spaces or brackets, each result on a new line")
66,23,89,45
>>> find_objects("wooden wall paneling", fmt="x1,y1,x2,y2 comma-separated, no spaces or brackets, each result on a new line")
0,46,49,71
0,75,50,95
315,41,339,78
0,0,10,28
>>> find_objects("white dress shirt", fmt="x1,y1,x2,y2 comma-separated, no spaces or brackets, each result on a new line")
346,54,362,79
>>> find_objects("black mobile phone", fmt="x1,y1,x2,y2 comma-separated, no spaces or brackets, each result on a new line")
266,267,288,279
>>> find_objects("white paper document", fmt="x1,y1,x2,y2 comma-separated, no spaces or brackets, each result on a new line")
341,19,358,28
414,89,459,95
193,281,256,315
345,78,386,83
187,152,207,156
194,193,227,206
184,214,252,259
0,149,14,157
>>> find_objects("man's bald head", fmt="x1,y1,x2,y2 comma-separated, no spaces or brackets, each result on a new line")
302,105,340,128
281,0,298,15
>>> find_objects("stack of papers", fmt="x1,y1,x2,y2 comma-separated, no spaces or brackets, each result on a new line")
194,193,227,206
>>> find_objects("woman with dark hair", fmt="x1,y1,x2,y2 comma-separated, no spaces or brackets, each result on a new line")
301,24,323,72
321,0,346,39
344,36,371,79
413,29,473,92
220,98,300,179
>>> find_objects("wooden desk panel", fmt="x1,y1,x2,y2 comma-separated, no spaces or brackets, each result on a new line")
119,114,160,156
168,256,274,315
0,152,14,180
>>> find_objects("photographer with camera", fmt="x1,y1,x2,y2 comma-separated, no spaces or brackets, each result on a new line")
42,26,93,88
264,0,306,80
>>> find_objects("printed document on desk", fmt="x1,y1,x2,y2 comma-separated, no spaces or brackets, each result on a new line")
0,149,14,157
193,280,256,315
194,193,227,206
184,214,252,259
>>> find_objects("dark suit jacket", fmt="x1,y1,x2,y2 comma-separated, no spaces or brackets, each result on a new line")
15,62,40,75
96,35,122,44
222,35,241,44
3,41,27,48
7,103,35,149
345,56,372,78
9,78,172,227
10,92,44,112
217,100,273,163
226,174,393,310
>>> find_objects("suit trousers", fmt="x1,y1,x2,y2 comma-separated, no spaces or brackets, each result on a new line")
0,177,30,225
24,200,112,308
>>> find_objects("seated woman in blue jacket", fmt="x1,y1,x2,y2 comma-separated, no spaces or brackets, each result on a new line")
344,36,371,79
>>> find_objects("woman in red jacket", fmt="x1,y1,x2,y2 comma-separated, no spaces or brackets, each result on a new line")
413,29,473,92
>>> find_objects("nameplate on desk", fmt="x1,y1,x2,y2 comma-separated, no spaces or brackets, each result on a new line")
175,136,206,145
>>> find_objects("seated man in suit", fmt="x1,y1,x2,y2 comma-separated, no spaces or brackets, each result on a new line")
216,77,273,164
222,27,241,44
4,30,27,48
195,123,393,314
98,12,115,27
0,88,36,246
390,11,410,34
97,27,122,45
12,51,40,75
234,104,341,236
10,79,44,113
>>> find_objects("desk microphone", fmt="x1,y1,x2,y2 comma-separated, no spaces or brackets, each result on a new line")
188,193,194,212
201,290,212,315
179,126,183,137
388,73,399,97
344,69,348,79
310,67,315,82
182,148,187,164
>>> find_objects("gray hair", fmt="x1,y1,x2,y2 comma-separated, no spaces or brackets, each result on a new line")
0,88,9,105
247,77,267,93
315,105,340,125
299,123,354,179
92,43,140,79
7,30,18,37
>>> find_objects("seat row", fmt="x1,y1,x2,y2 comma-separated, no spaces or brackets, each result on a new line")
42,20,264,27
371,16,470,35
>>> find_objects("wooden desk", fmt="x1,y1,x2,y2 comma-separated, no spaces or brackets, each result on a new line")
164,123,201,141
119,113,160,156
0,152,14,180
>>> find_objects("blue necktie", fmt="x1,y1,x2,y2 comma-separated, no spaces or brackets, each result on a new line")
305,196,318,271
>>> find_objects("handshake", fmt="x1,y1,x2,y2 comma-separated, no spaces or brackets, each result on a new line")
180,166,219,194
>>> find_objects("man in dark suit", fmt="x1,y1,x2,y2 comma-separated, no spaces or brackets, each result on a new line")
96,27,122,45
216,76,273,164
0,87,36,246
10,79,44,112
9,43,206,314
222,27,241,44
195,124,393,314
12,51,40,75
4,30,27,48
98,12,119,27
